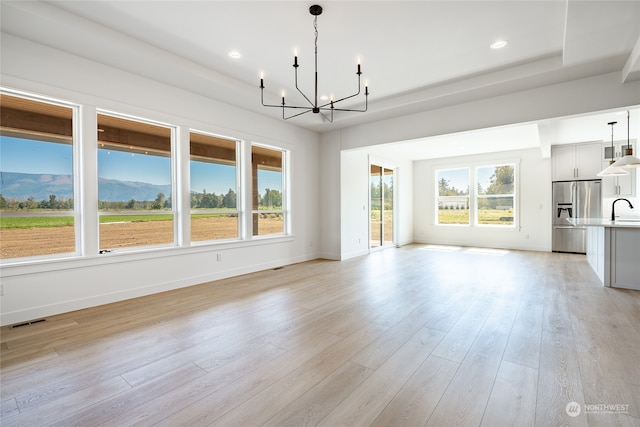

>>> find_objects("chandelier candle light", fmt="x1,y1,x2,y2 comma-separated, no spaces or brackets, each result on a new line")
260,4,369,122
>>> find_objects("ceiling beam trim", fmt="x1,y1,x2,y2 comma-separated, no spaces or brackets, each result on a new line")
622,34,640,84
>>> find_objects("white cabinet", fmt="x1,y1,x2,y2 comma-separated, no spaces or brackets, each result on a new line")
585,225,640,290
552,142,602,181
608,228,640,290
602,139,636,161
601,140,637,197
586,225,604,283
601,160,636,197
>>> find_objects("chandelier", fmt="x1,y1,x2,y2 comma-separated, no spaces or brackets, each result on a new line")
260,4,369,122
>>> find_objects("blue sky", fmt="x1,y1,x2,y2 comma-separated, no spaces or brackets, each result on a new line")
1,136,72,175
438,168,470,193
438,166,497,193
476,166,494,190
1,136,282,195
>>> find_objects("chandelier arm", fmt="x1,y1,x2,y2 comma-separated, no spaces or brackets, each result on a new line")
319,105,368,113
283,108,314,120
294,66,316,108
316,74,368,110
325,105,368,113
318,93,368,113
261,88,287,108
329,74,362,105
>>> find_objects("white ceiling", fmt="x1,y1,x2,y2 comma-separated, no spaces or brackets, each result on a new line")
1,1,639,159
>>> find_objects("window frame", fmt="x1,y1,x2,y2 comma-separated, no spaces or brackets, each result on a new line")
188,129,242,244
474,163,516,228
435,167,471,226
250,142,289,238
434,161,518,229
0,89,82,262
96,110,178,253
0,87,295,266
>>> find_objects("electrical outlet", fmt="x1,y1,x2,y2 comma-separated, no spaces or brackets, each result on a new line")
0,283,5,296
217,254,222,261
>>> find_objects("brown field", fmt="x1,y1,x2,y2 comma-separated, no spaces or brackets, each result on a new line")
0,216,284,259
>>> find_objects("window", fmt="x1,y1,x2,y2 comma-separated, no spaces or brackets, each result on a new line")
436,163,516,227
0,92,78,260
251,144,286,236
436,168,470,225
97,113,175,251
190,131,239,242
476,164,515,226
370,164,394,247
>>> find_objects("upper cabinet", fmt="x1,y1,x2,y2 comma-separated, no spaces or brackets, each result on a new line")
601,139,637,197
552,142,602,181
602,139,636,162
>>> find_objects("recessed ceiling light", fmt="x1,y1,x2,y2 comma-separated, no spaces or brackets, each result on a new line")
490,39,508,49
228,50,242,59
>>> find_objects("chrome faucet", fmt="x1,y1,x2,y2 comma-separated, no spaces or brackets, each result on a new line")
611,198,634,221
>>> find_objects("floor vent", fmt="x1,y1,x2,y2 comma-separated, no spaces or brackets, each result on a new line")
11,319,46,329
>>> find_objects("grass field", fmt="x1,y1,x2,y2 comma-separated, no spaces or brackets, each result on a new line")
0,216,75,229
0,213,238,229
438,209,513,225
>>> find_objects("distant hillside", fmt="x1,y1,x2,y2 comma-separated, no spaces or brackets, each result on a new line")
97,177,172,202
0,172,171,202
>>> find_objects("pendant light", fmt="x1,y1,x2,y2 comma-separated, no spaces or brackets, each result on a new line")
597,120,629,176
260,4,369,122
610,110,640,169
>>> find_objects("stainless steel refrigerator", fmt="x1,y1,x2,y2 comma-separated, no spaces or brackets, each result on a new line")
552,180,601,253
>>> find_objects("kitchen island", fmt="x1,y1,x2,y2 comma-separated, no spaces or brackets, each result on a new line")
569,218,640,290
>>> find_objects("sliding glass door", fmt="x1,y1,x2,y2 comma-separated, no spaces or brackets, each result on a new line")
370,164,394,248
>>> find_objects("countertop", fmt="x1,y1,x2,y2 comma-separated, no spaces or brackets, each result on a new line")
567,218,640,228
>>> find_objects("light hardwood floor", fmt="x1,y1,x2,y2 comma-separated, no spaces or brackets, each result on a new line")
1,244,639,426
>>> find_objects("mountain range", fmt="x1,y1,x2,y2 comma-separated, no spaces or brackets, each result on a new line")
0,171,172,202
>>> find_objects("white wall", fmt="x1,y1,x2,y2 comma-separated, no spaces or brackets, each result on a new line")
319,73,640,258
339,149,414,260
0,35,320,325
413,148,551,251
318,131,342,260
340,150,370,259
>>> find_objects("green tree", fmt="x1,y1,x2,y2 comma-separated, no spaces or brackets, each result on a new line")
152,192,166,210
222,188,236,208
486,166,514,195
261,188,282,208
25,196,37,209
439,178,465,196
481,166,514,210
